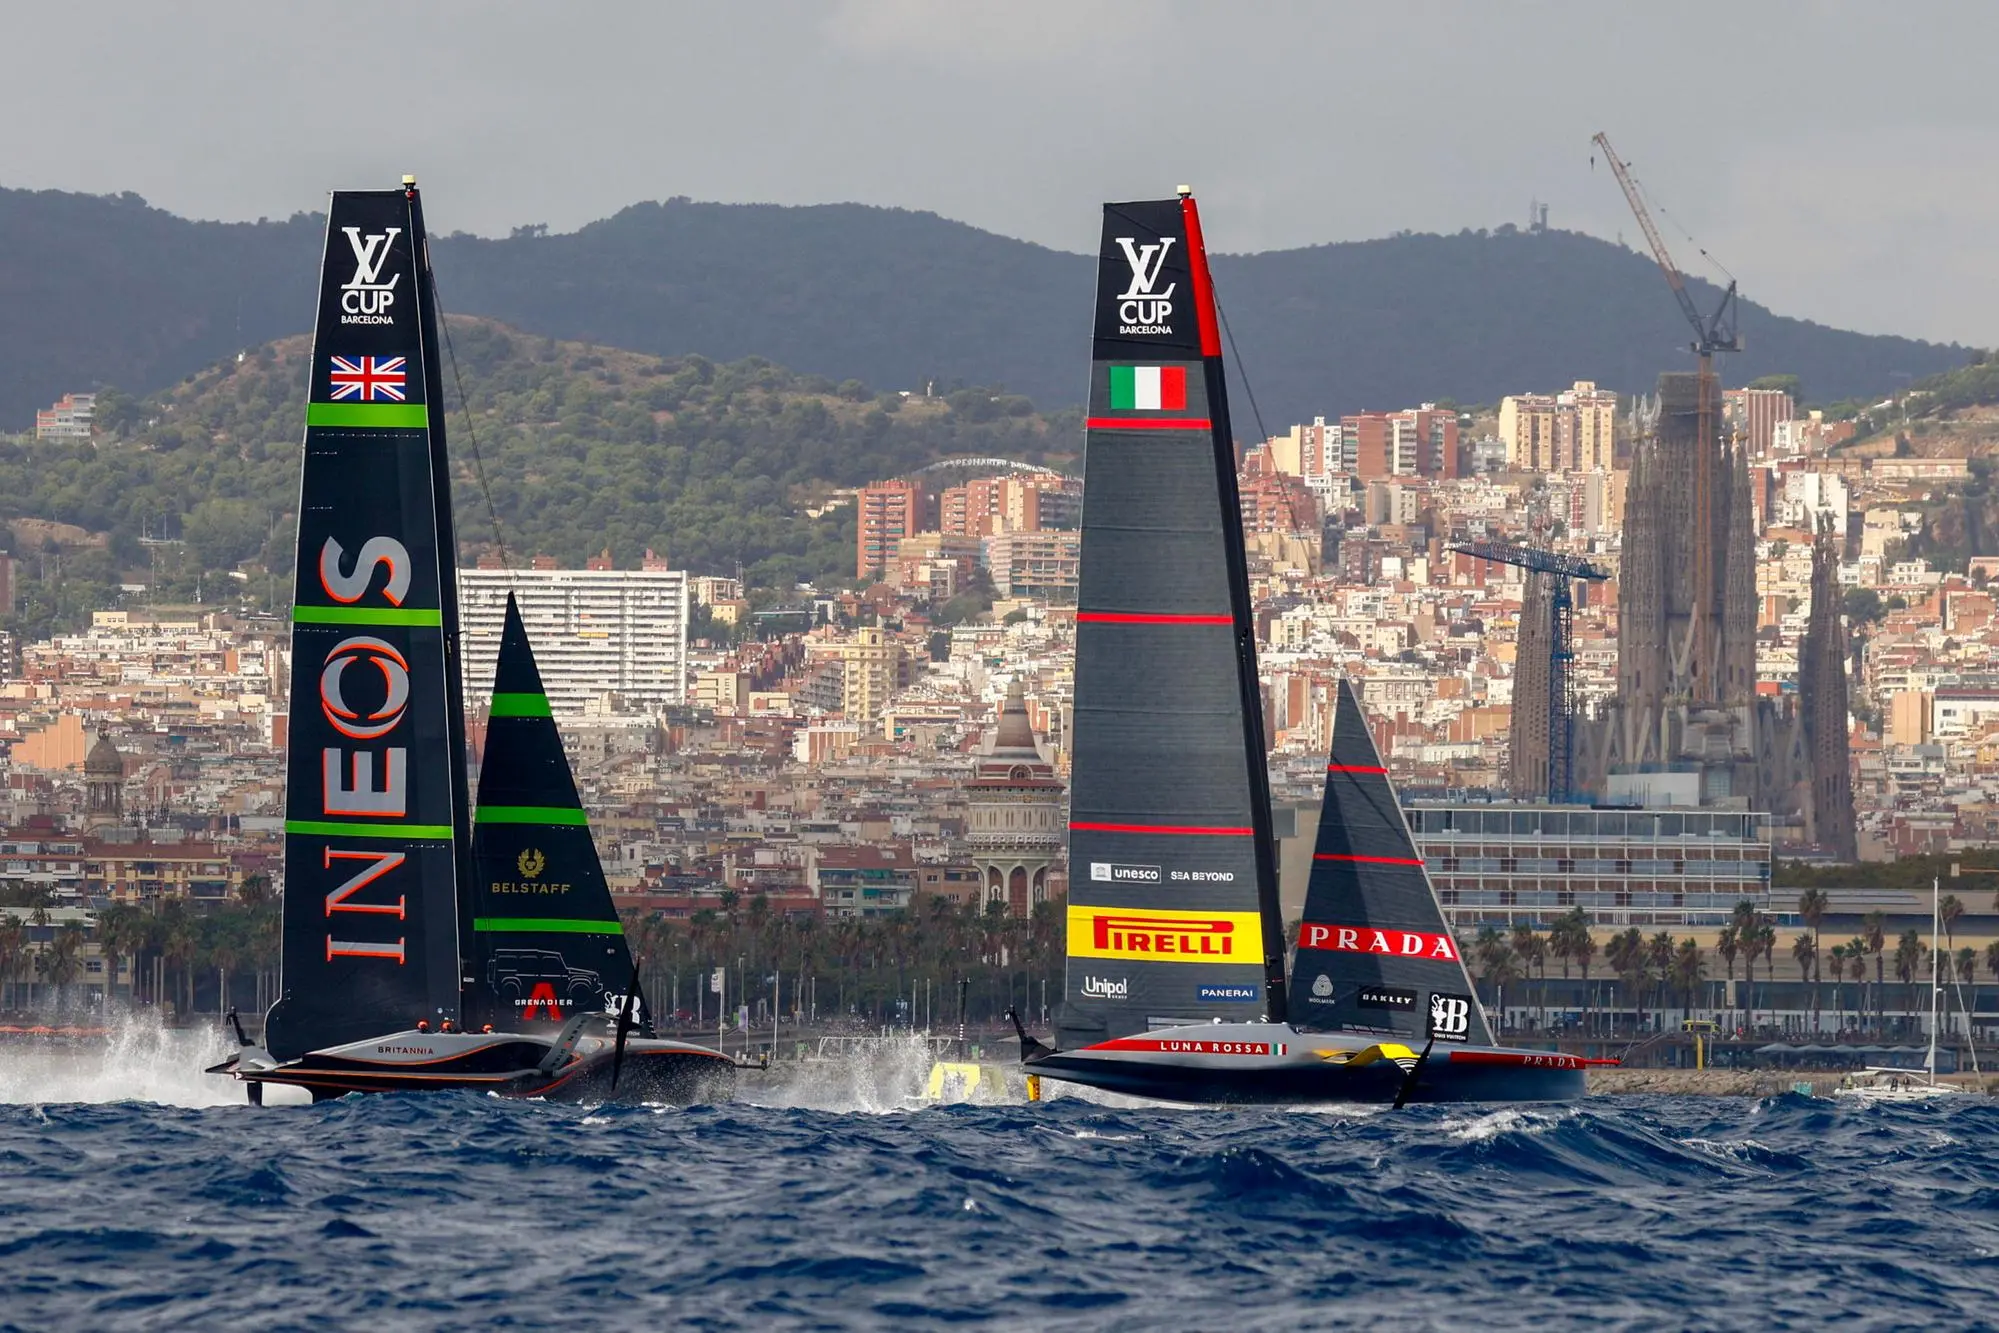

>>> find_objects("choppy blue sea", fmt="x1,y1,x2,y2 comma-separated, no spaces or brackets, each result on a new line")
1,1028,1996,1331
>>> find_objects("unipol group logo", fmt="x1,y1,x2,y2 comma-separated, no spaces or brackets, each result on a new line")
1081,975,1128,999
1113,236,1175,336
340,226,402,325
1428,993,1473,1043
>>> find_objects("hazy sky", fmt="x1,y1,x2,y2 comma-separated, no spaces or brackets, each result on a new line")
5,2,1991,346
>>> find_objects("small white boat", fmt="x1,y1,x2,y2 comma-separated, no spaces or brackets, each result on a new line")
1832,1066,1968,1103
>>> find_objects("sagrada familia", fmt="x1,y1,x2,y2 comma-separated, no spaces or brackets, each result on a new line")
1559,371,1857,859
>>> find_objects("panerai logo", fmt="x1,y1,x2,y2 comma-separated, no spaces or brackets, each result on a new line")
1114,236,1175,335
340,226,401,325
1082,975,1129,999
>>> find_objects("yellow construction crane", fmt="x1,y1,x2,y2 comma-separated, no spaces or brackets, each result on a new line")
1592,131,1741,698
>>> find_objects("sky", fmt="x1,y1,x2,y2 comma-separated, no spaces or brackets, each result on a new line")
4,1,1992,347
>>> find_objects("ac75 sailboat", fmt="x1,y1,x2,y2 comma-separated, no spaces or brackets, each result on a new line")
1009,189,1599,1104
209,179,735,1103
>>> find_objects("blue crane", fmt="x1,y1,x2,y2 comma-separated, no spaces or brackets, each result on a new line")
1452,540,1611,804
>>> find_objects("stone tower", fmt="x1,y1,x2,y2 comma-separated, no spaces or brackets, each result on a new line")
1798,513,1858,859
84,730,123,830
964,682,1065,917
1576,371,1807,812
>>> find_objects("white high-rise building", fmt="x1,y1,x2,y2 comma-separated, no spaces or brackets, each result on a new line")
458,567,689,719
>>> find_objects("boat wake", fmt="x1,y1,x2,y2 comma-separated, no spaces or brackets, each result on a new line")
0,1014,248,1108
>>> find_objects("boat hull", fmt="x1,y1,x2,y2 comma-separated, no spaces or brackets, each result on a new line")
1025,1021,1588,1105
212,1028,738,1104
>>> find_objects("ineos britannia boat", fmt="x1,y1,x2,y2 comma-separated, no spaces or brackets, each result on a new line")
1010,189,1600,1105
208,179,734,1104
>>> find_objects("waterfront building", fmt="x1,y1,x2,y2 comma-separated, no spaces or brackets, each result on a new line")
964,682,1065,917
459,566,689,720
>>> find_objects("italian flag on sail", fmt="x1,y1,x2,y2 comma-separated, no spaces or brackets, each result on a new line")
1109,365,1188,411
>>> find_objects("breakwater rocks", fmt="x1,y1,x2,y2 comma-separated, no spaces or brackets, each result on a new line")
1589,1067,1995,1097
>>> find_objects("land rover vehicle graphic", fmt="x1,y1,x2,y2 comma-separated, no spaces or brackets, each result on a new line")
487,949,610,1017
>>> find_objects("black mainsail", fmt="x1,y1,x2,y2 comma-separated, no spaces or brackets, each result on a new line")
1290,681,1492,1046
1058,191,1288,1048
265,183,471,1060
465,593,635,1030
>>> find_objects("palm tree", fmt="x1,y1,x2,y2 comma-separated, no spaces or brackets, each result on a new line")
94,903,148,1006
35,924,84,1010
1846,945,1868,1032
1573,922,1598,1035
1798,888,1830,1031
1792,932,1818,1033
1749,915,1779,1032
0,913,27,1011
1547,907,1590,1030
1955,947,1979,1052
1647,931,1675,1024
1716,925,1740,1031
1893,929,1924,1034
1511,923,1547,1029
1605,927,1647,1034
1863,911,1888,1035
1671,939,1706,1021
1829,943,1848,1032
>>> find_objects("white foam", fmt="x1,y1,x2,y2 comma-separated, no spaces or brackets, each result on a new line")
0,1011,277,1108
1438,1106,1568,1142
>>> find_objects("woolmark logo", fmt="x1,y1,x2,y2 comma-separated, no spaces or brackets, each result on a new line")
1113,235,1175,335
1081,975,1128,999
1089,862,1161,883
340,226,402,324
1429,993,1473,1043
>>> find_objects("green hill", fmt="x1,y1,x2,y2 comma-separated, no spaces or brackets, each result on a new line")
0,186,1971,431
0,319,1073,639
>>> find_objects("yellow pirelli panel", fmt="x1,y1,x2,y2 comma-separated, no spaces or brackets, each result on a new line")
1066,905,1265,965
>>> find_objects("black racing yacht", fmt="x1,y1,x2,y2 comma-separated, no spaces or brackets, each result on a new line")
1010,190,1600,1105
209,180,734,1104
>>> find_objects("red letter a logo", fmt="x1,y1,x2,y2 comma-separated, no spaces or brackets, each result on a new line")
522,982,563,1021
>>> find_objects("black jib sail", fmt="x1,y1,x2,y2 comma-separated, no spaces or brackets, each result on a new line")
464,593,635,1030
1058,192,1288,1049
1290,680,1492,1047
265,182,473,1060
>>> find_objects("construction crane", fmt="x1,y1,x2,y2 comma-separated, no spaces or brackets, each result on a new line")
1453,540,1611,804
1592,131,1740,700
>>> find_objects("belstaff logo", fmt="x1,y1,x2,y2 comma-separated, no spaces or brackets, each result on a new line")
1429,993,1473,1043
1113,236,1175,335
517,848,546,880
319,637,410,741
340,226,401,325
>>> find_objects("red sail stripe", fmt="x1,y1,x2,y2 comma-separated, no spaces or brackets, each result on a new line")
1084,416,1214,430
1180,194,1224,359
1069,821,1253,837
1076,612,1233,625
1326,764,1388,774
1313,852,1425,866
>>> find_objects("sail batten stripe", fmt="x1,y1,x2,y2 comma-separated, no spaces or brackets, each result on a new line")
306,403,430,428
488,692,552,718
1076,611,1232,625
475,805,588,826
1327,763,1388,774
1314,852,1426,866
1070,821,1253,837
294,605,443,627
285,819,454,840
472,918,624,935
1084,416,1212,430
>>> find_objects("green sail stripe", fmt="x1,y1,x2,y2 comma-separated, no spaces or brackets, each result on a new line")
473,917,624,935
306,402,430,428
285,819,454,840
475,805,588,826
294,605,443,627
489,692,553,718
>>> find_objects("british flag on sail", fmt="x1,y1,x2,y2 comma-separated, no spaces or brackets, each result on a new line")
327,355,408,402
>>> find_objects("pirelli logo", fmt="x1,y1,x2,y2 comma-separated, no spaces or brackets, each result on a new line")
1067,906,1264,964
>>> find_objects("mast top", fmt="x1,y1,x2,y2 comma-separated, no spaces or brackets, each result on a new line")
1175,183,1193,198
402,174,417,187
